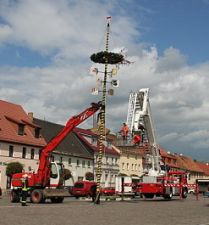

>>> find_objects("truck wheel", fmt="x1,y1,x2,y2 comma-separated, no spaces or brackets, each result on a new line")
164,189,173,200
182,188,188,199
144,194,154,199
31,189,44,203
50,197,64,203
10,190,20,203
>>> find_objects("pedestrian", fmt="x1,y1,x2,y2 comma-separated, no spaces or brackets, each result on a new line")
120,123,129,140
21,174,29,206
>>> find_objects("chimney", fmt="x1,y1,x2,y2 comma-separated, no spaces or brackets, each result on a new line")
28,112,33,121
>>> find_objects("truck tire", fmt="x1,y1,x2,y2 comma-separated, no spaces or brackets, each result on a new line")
144,194,154,199
182,188,188,199
31,189,44,203
164,188,173,200
50,197,64,203
10,190,20,203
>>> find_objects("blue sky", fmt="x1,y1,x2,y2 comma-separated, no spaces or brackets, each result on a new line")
1,0,209,161
1,0,209,67
138,0,209,64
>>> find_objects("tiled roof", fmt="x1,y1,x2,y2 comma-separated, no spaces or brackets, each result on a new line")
196,162,209,176
160,148,177,159
115,145,144,156
158,148,178,168
0,100,46,147
74,127,120,156
175,154,203,173
33,118,93,159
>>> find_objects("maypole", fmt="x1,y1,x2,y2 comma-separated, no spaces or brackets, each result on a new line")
90,17,129,204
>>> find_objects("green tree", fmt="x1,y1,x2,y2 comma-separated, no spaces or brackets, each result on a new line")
85,172,94,181
6,162,23,177
63,168,72,180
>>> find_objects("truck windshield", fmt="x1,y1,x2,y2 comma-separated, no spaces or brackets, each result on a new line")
74,183,84,188
50,163,58,179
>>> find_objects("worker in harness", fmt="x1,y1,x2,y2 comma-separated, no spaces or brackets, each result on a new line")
21,174,29,206
120,123,129,140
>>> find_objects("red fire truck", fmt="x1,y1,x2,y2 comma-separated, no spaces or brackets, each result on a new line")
138,171,190,200
10,102,102,203
126,88,196,200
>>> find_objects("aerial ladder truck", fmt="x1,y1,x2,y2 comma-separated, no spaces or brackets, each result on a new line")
10,102,102,203
126,88,190,200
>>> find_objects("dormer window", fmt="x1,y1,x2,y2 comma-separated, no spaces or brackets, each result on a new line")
18,124,25,135
35,127,41,138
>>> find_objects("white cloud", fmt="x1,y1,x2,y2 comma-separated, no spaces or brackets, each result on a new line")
0,24,13,43
0,0,209,160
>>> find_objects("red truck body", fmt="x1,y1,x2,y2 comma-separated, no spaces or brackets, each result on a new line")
139,171,190,200
72,181,97,198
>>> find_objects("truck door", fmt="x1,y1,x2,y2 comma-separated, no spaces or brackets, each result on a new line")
50,162,64,187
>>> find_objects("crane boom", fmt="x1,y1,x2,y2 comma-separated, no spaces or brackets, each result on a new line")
36,102,102,186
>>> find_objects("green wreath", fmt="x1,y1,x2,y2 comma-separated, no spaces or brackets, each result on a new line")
90,51,124,64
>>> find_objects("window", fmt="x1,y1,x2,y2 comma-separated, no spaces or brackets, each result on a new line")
88,161,91,168
132,164,134,171
50,163,58,179
127,163,129,171
122,163,125,170
77,159,80,166
9,145,14,157
68,158,72,165
31,148,35,159
18,124,25,135
35,128,40,138
91,138,97,145
78,176,83,181
82,160,85,168
22,147,27,158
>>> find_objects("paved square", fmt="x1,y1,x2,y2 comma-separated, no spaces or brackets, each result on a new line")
0,195,209,225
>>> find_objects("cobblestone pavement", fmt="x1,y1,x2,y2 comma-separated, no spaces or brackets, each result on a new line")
0,195,209,225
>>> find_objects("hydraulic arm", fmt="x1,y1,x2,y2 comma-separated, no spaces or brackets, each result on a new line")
36,102,102,186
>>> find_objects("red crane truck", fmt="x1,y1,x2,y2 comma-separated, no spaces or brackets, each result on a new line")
127,88,193,200
10,102,102,203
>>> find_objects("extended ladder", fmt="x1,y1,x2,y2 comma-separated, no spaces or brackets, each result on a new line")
126,88,161,172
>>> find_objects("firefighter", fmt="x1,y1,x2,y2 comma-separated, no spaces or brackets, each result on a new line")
132,133,141,146
120,123,129,140
21,174,29,206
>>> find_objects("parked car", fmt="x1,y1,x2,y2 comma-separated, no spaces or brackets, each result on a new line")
72,181,97,198
203,191,209,197
101,187,115,196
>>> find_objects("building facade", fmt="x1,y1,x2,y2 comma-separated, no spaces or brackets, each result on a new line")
0,100,46,190
74,128,120,187
33,118,95,187
113,145,144,181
